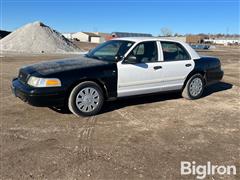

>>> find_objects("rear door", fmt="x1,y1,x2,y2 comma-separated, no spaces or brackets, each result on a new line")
117,41,164,97
159,41,194,91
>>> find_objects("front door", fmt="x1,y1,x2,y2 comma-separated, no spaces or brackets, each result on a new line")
117,41,164,97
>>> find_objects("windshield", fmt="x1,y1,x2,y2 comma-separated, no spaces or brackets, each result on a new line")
86,40,134,62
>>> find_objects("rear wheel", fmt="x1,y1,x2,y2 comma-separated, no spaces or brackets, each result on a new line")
68,81,104,117
182,74,204,100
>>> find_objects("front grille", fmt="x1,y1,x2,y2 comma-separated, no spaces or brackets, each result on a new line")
18,70,29,83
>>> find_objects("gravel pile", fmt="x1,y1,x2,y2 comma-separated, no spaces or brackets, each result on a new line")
0,21,81,54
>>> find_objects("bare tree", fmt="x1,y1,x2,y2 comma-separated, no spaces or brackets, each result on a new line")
160,27,173,36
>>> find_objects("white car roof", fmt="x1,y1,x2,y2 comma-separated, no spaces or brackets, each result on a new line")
112,37,201,59
113,37,175,42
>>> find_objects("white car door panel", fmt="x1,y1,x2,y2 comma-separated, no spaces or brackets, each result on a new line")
117,62,164,97
160,60,194,90
117,41,164,97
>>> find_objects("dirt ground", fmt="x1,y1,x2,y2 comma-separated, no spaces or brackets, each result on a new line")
0,47,239,179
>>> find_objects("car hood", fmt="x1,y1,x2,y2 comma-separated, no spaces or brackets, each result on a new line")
22,56,109,76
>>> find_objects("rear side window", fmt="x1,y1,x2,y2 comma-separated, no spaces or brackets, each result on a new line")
161,41,190,61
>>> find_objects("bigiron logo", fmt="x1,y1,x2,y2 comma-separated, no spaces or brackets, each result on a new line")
180,161,237,179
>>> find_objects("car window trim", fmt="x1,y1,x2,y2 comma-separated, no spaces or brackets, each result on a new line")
157,41,164,61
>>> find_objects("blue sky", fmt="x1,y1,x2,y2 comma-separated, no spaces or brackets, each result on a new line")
1,0,239,35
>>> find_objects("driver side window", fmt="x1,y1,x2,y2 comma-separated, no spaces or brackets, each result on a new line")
125,41,158,64
133,44,144,55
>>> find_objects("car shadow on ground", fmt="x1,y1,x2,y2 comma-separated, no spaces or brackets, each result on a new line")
101,82,232,114
202,81,233,97
50,82,232,115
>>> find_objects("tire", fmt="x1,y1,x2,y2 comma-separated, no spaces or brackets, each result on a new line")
182,74,204,100
68,81,104,117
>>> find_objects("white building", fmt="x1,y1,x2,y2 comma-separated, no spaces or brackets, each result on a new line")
71,32,101,43
90,36,102,43
204,37,240,45
94,32,110,43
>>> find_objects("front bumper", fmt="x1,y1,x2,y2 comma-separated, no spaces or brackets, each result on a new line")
11,78,66,107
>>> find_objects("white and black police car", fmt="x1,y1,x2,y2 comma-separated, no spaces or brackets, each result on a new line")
12,38,224,116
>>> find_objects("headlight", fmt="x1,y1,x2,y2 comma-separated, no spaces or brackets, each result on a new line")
27,76,61,87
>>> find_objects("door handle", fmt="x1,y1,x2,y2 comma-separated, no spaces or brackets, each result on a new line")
153,66,162,70
185,64,192,67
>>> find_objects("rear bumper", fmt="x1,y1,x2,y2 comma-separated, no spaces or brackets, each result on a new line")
11,78,66,107
206,69,224,85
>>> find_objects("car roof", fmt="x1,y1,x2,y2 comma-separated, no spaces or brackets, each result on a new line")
112,37,183,43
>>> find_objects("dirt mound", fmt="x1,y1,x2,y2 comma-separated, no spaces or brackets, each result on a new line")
0,21,81,54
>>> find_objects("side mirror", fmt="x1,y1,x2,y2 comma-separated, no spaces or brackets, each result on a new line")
124,55,137,64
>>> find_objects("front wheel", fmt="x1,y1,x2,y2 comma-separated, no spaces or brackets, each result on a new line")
182,74,204,100
68,81,104,117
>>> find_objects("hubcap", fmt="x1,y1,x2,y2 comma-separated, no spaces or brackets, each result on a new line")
189,77,203,97
76,87,100,112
